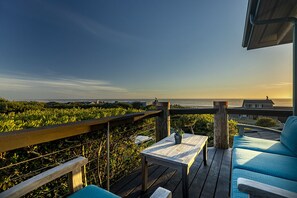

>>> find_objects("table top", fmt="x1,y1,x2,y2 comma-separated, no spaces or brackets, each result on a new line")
141,133,208,166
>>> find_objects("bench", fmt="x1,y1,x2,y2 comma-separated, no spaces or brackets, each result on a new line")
231,116,297,197
0,156,171,198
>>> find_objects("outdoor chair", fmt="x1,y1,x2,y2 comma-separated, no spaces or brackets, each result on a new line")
231,116,297,198
233,121,296,156
0,156,171,198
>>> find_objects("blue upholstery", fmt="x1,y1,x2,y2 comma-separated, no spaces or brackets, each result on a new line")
233,135,295,157
281,116,297,156
231,116,297,197
231,168,297,198
232,148,297,181
68,185,120,198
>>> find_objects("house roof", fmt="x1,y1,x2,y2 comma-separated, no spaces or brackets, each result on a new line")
243,99,274,104
242,0,297,50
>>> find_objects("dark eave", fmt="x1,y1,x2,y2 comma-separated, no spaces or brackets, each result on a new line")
243,99,274,105
242,0,297,50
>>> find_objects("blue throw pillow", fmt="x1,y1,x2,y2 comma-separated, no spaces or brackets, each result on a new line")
281,116,297,156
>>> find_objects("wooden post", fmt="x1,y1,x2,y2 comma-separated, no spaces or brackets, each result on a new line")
68,167,84,193
156,102,170,142
213,101,229,149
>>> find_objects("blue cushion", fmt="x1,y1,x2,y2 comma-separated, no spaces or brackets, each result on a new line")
233,135,295,157
232,148,297,181
281,116,297,155
231,168,297,198
68,185,120,198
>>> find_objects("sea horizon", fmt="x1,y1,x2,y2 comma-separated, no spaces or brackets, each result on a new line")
20,98,293,108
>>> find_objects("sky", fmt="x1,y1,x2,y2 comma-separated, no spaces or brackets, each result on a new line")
0,0,293,100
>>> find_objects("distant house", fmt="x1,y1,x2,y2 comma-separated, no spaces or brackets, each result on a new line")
242,98,274,109
240,97,274,119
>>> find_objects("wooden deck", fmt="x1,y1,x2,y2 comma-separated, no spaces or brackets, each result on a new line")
110,147,232,198
244,130,280,140
110,131,277,198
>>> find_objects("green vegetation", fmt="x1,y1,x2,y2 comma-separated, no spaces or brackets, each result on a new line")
0,100,150,196
255,117,277,127
0,107,141,132
0,98,45,114
0,98,149,114
0,99,237,196
171,114,238,146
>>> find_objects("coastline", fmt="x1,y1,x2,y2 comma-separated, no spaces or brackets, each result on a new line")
22,98,293,108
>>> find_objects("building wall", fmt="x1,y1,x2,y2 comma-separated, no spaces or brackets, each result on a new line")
244,103,273,109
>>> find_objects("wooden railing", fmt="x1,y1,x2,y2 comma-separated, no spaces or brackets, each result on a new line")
0,101,293,196
169,102,292,149
227,108,292,117
0,110,161,153
169,108,218,115
0,103,292,153
0,110,162,193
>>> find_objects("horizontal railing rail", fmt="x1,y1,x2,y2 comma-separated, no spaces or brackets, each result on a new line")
170,108,218,115
227,108,292,117
1,107,292,153
237,123,282,136
170,108,293,117
0,110,161,153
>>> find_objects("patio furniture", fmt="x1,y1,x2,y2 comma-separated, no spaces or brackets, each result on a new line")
141,133,208,198
0,156,171,198
231,116,297,197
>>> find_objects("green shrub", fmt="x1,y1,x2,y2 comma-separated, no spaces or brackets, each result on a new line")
228,119,238,146
255,117,277,127
171,114,238,147
0,107,153,196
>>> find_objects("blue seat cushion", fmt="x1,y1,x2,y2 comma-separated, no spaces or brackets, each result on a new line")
233,135,295,157
68,185,120,198
232,148,297,181
231,168,297,198
281,116,297,156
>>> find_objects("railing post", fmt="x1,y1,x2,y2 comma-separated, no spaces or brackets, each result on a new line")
213,101,229,149
156,102,170,141
293,21,297,115
106,122,110,191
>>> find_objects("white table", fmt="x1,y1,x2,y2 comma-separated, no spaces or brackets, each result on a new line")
141,133,208,198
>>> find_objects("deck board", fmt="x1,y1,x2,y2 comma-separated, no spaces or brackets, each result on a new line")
188,148,217,197
110,167,142,194
199,149,224,198
115,165,160,197
214,149,232,198
128,165,168,198
110,147,230,198
110,132,277,198
141,168,176,198
173,148,215,198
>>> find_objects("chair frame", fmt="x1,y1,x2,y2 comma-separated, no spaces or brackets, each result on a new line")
0,156,88,198
0,156,172,198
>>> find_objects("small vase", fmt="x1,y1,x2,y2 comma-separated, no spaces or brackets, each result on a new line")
174,133,182,144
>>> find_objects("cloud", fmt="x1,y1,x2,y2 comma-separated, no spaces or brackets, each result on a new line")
0,74,127,99
260,82,291,89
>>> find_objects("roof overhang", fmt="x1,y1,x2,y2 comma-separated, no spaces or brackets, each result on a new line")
242,0,297,50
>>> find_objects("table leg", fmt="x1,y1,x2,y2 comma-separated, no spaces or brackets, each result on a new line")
142,155,148,192
203,141,208,166
182,166,189,198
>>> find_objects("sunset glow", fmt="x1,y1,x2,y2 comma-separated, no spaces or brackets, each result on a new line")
0,0,293,100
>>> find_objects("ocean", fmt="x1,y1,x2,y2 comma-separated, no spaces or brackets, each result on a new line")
33,98,293,108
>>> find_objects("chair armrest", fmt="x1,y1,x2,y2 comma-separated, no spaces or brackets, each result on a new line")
0,156,88,198
237,123,282,136
150,187,172,198
237,177,297,198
